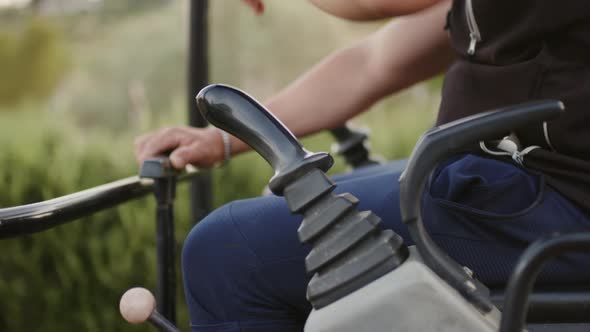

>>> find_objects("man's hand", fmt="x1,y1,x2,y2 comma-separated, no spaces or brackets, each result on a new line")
134,0,452,171
242,0,265,14
134,127,225,169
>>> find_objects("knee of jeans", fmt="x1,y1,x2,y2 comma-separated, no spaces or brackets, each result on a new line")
181,202,260,322
185,202,262,278
183,202,252,276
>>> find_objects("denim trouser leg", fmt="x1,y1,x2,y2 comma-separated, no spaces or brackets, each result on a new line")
181,155,590,331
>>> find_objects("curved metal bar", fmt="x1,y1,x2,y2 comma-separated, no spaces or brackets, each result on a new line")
491,287,590,324
398,100,564,312
499,233,590,332
0,170,199,239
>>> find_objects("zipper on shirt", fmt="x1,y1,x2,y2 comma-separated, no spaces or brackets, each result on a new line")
465,0,482,56
543,121,556,151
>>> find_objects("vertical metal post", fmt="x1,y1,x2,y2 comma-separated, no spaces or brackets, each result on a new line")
188,0,212,222
140,158,180,329
154,178,177,326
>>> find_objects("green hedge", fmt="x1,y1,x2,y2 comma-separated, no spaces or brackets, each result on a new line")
0,110,277,331
0,109,351,331
0,3,437,330
0,18,68,106
0,112,174,331
0,99,432,331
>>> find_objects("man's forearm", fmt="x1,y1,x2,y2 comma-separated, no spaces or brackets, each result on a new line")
309,0,444,21
229,0,453,155
227,44,382,155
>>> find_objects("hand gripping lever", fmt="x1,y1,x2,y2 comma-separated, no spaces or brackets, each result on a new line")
197,84,408,308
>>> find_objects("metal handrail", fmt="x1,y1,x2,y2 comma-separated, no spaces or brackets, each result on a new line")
0,168,200,239
499,233,590,332
398,100,564,312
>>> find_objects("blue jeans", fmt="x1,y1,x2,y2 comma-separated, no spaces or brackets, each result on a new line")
181,154,590,331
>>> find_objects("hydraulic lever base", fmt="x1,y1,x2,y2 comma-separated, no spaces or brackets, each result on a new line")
284,169,407,309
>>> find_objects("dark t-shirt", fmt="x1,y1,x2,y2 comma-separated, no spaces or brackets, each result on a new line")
438,0,590,214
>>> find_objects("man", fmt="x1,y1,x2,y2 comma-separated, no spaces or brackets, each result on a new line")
135,1,590,331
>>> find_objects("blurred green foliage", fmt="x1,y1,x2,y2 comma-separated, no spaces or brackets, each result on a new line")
0,1,440,331
0,110,168,331
0,108,273,331
99,0,173,18
0,18,68,106
0,108,433,332
0,104,432,331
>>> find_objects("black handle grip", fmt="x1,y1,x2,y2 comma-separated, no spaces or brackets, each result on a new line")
140,155,179,179
196,84,333,194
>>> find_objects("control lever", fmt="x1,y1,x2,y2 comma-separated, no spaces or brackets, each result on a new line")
120,287,180,332
140,156,179,326
330,125,380,169
197,84,408,309
196,84,333,194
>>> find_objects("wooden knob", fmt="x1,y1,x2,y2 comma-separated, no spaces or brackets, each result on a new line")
119,287,156,324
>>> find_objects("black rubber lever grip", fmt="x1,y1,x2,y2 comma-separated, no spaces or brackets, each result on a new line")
197,84,333,195
140,155,179,179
